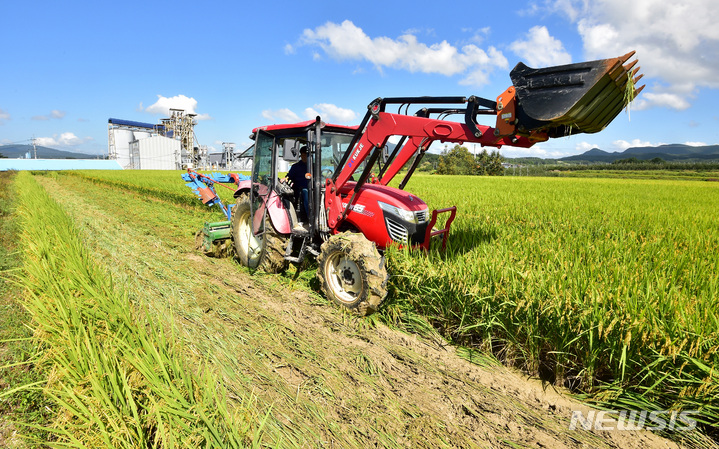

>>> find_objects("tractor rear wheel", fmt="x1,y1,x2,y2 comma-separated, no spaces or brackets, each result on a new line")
317,232,388,316
231,194,288,273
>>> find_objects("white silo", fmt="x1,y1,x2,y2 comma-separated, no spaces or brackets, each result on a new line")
133,131,151,141
111,129,134,169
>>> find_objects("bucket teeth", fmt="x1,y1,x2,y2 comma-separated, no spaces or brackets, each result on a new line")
624,59,638,73
619,50,636,63
623,60,645,100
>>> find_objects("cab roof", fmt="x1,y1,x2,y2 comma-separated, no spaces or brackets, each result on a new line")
252,120,358,138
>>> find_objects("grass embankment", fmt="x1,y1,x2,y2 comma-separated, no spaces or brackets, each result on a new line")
11,171,263,447
388,175,719,437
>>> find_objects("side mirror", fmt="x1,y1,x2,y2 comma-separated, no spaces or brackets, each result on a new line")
283,139,300,162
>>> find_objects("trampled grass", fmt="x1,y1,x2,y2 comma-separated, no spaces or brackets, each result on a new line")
61,170,719,437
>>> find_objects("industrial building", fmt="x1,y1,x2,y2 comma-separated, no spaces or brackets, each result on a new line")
108,116,185,170
108,109,254,170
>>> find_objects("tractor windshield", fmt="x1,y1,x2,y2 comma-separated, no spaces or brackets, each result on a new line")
319,132,357,183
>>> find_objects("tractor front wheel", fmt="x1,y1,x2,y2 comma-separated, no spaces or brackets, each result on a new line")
231,194,288,273
317,232,388,316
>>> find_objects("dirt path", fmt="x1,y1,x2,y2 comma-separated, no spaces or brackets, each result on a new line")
36,174,696,449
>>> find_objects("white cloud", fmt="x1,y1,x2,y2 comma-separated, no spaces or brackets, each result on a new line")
632,92,691,111
262,104,357,125
547,0,584,21
523,0,584,22
32,109,66,121
611,138,662,151
145,95,212,120
303,103,357,123
261,108,301,123
571,0,719,110
575,141,599,152
0,108,9,124
684,141,707,146
509,26,572,67
36,132,93,148
463,27,491,46
300,20,508,86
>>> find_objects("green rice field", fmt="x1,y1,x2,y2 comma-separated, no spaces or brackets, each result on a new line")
5,169,718,445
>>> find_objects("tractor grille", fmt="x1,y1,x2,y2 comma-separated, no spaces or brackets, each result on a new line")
386,218,409,243
415,209,429,223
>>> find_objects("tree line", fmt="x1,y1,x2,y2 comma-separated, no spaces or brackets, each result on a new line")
436,144,504,176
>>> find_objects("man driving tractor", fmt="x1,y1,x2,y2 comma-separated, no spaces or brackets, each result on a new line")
284,145,309,221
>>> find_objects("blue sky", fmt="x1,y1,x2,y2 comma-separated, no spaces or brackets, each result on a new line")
2,0,718,158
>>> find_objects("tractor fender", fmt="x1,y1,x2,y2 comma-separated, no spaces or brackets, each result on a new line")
234,179,252,196
233,181,291,235
264,191,291,235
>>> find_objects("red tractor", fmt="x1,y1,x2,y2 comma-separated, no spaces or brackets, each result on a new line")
185,52,643,315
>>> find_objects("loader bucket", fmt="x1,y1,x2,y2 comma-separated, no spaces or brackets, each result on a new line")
510,51,644,137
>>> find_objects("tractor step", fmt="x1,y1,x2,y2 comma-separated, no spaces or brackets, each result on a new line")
195,221,233,258
284,233,308,264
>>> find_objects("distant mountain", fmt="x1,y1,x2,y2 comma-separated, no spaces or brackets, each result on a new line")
560,144,719,163
582,148,611,156
620,144,719,156
0,144,103,160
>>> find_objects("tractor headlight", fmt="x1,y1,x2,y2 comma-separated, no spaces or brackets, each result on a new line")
378,201,419,223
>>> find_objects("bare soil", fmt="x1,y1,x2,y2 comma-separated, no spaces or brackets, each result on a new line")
32,173,707,449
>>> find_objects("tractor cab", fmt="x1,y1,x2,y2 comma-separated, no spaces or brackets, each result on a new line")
248,119,360,240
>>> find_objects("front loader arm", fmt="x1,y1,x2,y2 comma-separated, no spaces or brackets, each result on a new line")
334,110,536,189
326,51,643,228
324,109,535,228
379,136,423,185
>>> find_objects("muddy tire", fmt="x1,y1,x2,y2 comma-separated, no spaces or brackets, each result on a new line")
231,194,288,273
316,232,388,316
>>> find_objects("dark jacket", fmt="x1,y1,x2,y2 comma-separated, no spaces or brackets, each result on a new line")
286,160,308,190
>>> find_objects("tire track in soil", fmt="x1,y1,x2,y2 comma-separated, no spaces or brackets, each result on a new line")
36,174,689,449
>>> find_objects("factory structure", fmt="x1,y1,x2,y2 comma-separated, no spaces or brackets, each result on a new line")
108,109,252,170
